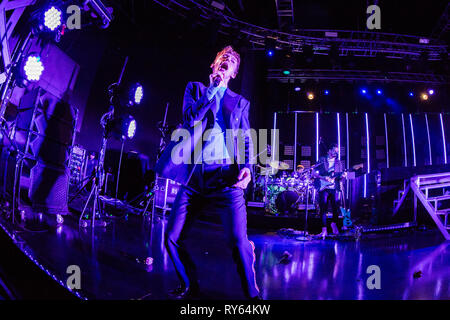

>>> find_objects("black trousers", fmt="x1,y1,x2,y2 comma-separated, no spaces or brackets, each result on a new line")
318,189,339,227
165,163,260,298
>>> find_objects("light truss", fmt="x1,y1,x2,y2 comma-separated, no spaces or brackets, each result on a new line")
267,69,448,84
431,2,449,40
274,0,294,30
0,0,36,83
150,0,448,61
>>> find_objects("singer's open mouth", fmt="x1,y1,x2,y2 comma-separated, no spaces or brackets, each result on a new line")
220,61,229,71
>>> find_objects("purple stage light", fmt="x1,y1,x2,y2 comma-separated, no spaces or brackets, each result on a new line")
127,119,137,138
361,88,367,95
23,55,44,81
129,84,143,105
44,6,62,31
428,89,434,95
376,89,382,95
133,85,143,104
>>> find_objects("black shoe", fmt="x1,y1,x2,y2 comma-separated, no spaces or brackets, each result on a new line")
250,294,263,300
168,285,200,299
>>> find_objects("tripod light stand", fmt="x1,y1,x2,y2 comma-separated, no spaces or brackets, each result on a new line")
79,57,139,227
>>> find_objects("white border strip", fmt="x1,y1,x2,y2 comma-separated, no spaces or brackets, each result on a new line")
425,114,432,165
384,113,389,168
409,114,416,167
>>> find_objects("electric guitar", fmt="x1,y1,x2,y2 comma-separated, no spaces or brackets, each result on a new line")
315,171,346,192
314,163,364,192
339,163,363,227
340,188,352,228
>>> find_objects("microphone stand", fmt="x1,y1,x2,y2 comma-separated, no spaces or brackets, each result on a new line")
145,102,170,218
79,56,129,228
296,162,321,241
296,168,312,241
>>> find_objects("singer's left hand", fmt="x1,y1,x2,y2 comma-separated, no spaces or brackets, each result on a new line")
233,167,251,189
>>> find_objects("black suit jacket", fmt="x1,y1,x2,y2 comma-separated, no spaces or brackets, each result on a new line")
154,81,252,186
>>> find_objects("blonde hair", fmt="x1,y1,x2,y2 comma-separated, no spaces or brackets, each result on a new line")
211,46,241,76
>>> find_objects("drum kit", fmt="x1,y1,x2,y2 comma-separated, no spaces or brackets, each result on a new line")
255,161,317,215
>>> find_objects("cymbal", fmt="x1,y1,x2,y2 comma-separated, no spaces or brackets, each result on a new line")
269,160,290,170
259,167,274,175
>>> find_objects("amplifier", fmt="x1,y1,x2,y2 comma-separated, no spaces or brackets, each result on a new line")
68,145,86,187
154,177,180,210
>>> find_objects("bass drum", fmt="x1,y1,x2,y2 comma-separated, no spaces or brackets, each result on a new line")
275,191,299,215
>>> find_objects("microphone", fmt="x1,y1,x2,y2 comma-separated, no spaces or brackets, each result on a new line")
213,75,221,87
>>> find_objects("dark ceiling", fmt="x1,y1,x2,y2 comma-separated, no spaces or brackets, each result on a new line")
110,0,449,38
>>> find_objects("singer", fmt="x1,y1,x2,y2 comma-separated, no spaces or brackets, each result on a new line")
155,46,260,299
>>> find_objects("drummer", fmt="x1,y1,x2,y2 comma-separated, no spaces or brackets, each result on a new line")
291,164,305,178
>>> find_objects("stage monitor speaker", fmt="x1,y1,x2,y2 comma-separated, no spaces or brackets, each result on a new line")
26,41,80,100
0,149,16,197
29,92,77,166
29,162,70,215
25,91,77,215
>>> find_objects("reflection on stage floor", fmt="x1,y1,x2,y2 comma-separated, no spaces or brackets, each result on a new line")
0,208,448,300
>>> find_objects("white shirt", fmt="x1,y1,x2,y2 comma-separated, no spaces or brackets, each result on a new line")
202,87,231,163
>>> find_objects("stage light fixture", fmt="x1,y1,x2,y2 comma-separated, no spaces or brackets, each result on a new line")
130,83,144,105
283,70,290,75
421,93,429,101
324,90,329,95
409,92,414,97
110,114,137,140
23,54,44,81
307,92,314,100
361,88,367,95
43,6,62,31
127,118,137,139
265,37,277,58
376,89,382,95
428,89,434,95
294,87,301,92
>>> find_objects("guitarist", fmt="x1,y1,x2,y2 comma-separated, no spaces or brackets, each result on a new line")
313,143,345,238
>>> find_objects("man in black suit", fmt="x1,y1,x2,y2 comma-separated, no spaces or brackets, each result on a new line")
155,46,260,299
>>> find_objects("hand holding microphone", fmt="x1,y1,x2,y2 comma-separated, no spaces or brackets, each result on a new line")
209,72,223,87
206,72,223,100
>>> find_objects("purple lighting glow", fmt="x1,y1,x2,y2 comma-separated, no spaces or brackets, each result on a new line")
23,55,44,81
44,6,62,31
127,119,137,138
134,85,143,104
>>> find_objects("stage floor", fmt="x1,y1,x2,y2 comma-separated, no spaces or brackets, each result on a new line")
0,207,449,300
